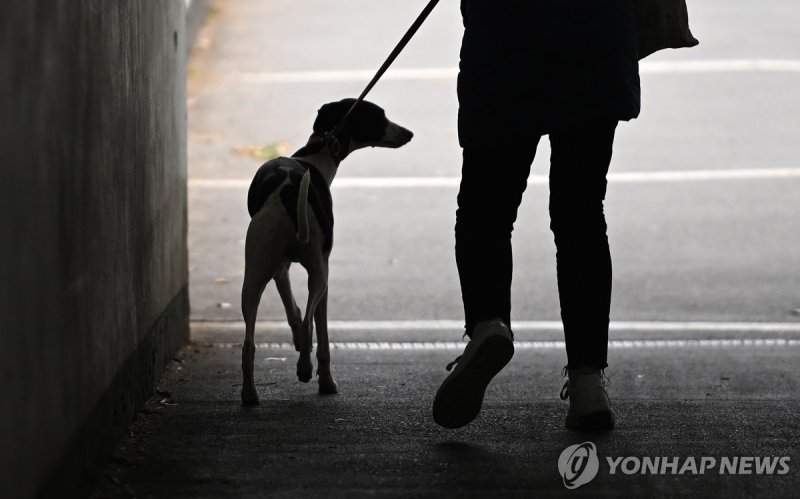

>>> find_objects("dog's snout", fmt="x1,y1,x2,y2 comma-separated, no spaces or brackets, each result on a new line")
394,127,413,146
382,122,413,148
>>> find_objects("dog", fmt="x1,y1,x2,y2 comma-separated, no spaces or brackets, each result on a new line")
240,99,413,405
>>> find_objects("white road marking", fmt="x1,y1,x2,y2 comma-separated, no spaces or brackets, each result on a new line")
231,68,458,83
642,59,800,74
226,60,800,83
210,339,800,350
193,320,800,334
188,167,800,189
606,168,800,183
333,177,462,188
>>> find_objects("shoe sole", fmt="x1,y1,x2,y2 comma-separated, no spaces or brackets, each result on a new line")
432,335,514,429
565,410,615,431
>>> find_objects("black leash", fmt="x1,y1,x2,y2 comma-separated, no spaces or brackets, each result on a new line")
325,0,441,144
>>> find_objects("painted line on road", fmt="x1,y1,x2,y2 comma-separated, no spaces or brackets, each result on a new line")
189,167,800,189
230,68,457,83
226,59,800,83
193,320,800,334
209,339,800,350
641,59,800,74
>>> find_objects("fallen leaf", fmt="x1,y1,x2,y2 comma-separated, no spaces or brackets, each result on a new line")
231,141,291,161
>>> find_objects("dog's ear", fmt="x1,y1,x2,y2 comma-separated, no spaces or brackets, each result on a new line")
312,103,339,134
313,100,356,135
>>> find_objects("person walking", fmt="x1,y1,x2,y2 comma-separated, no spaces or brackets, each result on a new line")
432,0,641,430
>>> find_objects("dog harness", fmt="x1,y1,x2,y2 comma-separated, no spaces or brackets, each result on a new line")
247,157,334,254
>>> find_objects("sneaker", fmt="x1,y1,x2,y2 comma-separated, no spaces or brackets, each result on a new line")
560,366,615,430
432,319,514,428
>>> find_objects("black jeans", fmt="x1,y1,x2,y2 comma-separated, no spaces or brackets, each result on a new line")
455,120,617,369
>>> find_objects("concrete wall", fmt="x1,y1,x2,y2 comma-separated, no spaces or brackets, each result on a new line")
0,2,189,497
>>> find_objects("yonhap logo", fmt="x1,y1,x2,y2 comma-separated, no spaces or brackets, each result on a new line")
557,441,791,490
558,442,600,489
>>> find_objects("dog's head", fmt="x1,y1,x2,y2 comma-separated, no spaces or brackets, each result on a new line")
313,99,413,156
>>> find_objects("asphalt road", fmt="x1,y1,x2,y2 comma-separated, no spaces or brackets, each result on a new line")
187,0,800,325
101,0,800,497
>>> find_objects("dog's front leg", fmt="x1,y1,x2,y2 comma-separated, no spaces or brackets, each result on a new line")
297,259,327,382
314,287,338,394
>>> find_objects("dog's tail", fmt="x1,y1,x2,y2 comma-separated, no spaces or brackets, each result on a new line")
296,170,311,244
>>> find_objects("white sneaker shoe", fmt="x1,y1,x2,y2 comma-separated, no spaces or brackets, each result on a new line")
432,319,514,428
560,366,615,430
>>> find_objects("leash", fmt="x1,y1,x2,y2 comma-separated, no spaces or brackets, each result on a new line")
325,0,441,148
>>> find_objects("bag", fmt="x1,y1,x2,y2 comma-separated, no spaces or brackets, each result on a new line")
635,0,699,59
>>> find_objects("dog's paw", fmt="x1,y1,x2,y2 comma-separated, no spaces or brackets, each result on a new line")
318,376,339,395
241,388,260,406
297,357,313,383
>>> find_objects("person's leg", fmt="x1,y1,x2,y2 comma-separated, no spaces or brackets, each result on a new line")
433,142,538,429
455,143,538,336
549,120,618,430
548,120,617,370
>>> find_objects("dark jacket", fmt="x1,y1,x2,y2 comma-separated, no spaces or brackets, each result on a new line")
458,0,641,146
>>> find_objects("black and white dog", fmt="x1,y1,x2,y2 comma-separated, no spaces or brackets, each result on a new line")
241,99,413,405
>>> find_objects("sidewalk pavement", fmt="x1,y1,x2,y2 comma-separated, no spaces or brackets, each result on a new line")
91,326,799,498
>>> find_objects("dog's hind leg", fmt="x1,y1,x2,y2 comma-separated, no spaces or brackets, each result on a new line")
274,263,303,352
240,215,285,405
314,286,338,394
297,257,328,383
241,267,269,406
